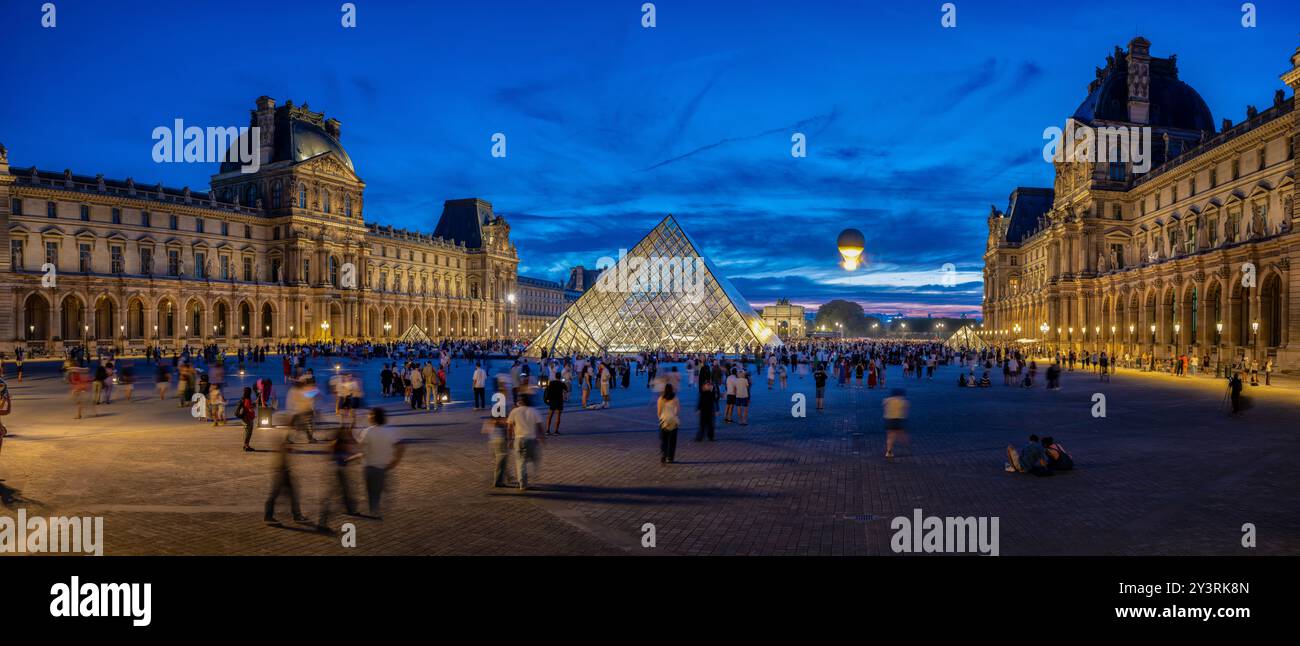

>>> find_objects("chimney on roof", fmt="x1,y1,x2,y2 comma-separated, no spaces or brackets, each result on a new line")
253,96,276,167
1126,37,1152,125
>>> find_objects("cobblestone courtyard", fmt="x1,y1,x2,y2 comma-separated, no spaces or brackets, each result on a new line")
1,356,1296,555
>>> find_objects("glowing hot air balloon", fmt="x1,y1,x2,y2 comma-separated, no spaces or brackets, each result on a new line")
837,228,865,270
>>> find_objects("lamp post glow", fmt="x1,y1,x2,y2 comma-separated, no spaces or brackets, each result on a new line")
1251,320,1259,360
1216,322,1224,376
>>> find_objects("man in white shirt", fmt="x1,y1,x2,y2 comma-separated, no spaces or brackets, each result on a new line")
507,396,545,490
356,408,403,518
734,370,751,425
472,362,487,409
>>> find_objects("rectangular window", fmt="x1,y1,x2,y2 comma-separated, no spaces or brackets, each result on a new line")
141,211,151,228
273,226,281,241
111,208,122,224
10,239,24,269
168,249,180,276
195,252,206,278
271,258,282,283
45,241,58,266
141,247,154,275
11,198,22,215
244,224,251,239
169,214,178,230
243,256,253,282
220,256,230,280
1108,162,1125,181
47,201,57,218
80,205,90,221
111,245,124,274
196,217,204,233
221,221,229,236
1112,205,1122,220
79,243,92,272
303,259,310,283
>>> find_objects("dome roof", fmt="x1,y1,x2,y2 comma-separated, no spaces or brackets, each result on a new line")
219,100,354,174
287,119,354,170
1072,44,1214,133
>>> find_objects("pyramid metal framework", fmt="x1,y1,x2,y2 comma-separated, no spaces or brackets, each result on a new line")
524,216,781,356
397,324,432,344
943,325,990,351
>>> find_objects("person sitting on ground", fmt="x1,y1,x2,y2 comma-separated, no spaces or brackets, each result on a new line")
978,371,992,388
957,372,968,387
1041,436,1073,471
1005,434,1053,476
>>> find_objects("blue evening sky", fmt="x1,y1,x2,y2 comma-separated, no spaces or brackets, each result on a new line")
3,0,1295,316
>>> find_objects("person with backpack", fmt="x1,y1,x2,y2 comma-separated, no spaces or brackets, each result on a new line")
1041,436,1073,471
235,387,257,452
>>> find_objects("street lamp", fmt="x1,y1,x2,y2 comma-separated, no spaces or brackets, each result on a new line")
1173,322,1181,357
1215,321,1224,377
1251,320,1259,361
1149,323,1156,347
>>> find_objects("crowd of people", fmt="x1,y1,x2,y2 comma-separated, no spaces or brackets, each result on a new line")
5,328,1292,531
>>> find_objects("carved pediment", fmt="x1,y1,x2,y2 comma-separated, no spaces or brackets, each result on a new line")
299,152,359,181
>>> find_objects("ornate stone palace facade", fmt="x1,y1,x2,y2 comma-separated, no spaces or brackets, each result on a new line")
983,38,1300,371
0,97,519,355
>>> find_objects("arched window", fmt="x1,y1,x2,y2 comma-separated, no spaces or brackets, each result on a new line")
272,181,282,209
245,184,257,206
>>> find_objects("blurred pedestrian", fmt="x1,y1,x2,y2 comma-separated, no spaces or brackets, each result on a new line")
883,388,910,459
357,407,403,518
507,394,544,491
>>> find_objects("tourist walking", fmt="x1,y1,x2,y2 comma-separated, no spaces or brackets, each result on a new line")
356,407,403,518
263,425,308,525
658,384,680,463
544,375,568,435
235,387,257,451
883,388,910,459
695,380,717,441
316,419,360,533
472,362,487,409
483,416,512,488
507,394,544,491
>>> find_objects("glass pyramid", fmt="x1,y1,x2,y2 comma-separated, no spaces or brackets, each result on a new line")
397,324,432,344
942,325,989,351
524,215,782,356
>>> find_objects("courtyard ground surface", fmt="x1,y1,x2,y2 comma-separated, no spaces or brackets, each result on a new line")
0,355,1296,555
